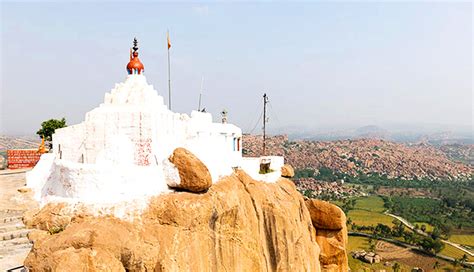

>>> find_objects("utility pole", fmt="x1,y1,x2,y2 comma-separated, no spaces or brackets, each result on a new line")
262,93,268,156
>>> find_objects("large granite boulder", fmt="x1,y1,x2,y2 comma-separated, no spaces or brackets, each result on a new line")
281,164,295,178
168,147,212,192
306,199,348,272
25,171,324,271
306,199,346,230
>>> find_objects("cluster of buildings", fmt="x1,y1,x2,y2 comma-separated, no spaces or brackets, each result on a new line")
243,135,473,181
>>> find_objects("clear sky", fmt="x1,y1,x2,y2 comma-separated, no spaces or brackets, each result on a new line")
0,1,472,136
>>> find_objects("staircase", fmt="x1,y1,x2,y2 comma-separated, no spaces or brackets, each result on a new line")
0,209,32,271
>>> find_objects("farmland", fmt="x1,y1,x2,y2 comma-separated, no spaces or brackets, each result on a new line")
440,244,474,262
345,195,395,227
449,234,474,248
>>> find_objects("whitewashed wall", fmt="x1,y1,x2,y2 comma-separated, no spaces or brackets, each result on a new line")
31,75,246,204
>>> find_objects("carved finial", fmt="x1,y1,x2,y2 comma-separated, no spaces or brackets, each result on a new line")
126,37,144,74
132,37,139,53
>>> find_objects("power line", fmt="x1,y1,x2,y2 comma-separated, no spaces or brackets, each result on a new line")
248,109,263,134
268,101,282,129
245,101,263,133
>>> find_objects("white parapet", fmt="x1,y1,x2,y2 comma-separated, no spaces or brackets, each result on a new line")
241,156,285,183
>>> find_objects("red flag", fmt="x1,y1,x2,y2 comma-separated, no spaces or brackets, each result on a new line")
167,31,171,49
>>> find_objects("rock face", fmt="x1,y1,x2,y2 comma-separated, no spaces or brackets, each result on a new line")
168,147,212,192
306,199,348,272
281,164,295,178
306,199,346,230
24,171,330,271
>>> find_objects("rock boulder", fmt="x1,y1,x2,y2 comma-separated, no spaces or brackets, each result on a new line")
306,199,348,272
168,147,212,192
281,164,295,178
306,199,346,230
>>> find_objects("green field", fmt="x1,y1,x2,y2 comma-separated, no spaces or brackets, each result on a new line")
449,234,474,248
347,235,370,251
440,243,474,262
353,196,386,212
348,210,395,227
347,196,395,227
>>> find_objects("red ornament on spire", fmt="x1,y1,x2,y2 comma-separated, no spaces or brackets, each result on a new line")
126,38,144,74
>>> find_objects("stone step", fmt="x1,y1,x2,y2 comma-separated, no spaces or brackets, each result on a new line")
1,215,23,224
0,209,24,219
1,229,31,241
0,221,25,233
0,242,32,255
0,237,31,248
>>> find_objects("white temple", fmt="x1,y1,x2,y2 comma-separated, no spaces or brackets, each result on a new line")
27,39,283,207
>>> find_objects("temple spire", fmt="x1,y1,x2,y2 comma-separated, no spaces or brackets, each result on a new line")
126,38,144,74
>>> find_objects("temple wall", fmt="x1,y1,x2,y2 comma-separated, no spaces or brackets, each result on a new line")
38,159,170,204
26,74,268,206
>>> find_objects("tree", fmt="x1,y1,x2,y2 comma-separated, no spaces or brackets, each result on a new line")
419,237,444,254
431,227,441,240
421,224,427,232
369,242,376,253
392,262,401,272
433,261,440,270
36,118,67,148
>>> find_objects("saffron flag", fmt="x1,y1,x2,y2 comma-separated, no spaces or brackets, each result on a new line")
167,31,171,49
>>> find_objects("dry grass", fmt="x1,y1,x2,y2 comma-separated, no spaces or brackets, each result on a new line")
440,243,474,262
449,234,474,247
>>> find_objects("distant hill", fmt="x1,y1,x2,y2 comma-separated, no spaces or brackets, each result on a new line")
354,125,390,139
0,135,39,154
243,134,473,181
298,125,473,145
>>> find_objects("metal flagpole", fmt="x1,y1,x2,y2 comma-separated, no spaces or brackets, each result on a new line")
198,76,204,111
167,30,172,110
263,93,268,156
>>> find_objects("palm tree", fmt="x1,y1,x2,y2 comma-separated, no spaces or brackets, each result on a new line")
453,259,459,268
369,242,376,253
433,261,440,270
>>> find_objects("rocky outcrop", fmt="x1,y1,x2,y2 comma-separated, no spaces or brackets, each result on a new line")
306,199,348,272
281,164,295,178
168,147,212,192
23,203,71,233
24,171,326,271
306,199,346,230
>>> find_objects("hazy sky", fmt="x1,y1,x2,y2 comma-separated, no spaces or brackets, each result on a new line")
1,2,472,136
